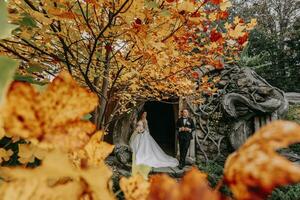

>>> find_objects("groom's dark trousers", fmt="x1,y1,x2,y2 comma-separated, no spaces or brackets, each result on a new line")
176,117,195,167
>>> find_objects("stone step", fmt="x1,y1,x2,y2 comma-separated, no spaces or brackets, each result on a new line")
150,166,193,178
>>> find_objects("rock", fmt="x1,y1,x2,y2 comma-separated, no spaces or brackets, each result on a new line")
217,80,228,88
256,86,273,96
151,166,193,178
114,144,132,166
240,87,249,93
285,92,300,104
237,78,248,87
254,94,265,102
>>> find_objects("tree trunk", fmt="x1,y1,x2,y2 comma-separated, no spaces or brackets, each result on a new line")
97,48,111,130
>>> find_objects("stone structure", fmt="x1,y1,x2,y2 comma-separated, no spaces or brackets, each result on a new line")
182,65,289,163
107,65,289,169
221,67,288,149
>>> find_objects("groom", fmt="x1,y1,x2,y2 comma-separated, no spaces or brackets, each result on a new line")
176,109,195,169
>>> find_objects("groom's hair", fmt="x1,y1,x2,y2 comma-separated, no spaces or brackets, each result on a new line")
182,108,189,113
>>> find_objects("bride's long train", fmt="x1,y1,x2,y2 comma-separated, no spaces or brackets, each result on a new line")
130,130,179,168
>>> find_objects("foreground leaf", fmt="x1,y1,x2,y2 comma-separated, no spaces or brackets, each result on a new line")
70,131,114,168
0,1,18,39
0,56,19,139
84,131,114,167
0,148,13,163
0,56,19,106
147,167,221,200
0,150,115,200
224,120,300,200
2,71,98,151
120,174,150,200
18,143,46,164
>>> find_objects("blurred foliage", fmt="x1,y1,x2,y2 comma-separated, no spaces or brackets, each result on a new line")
0,137,41,167
284,104,300,154
198,161,232,197
198,161,223,187
285,104,300,124
269,184,300,200
264,106,300,200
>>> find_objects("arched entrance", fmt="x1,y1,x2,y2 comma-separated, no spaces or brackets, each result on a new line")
144,101,179,156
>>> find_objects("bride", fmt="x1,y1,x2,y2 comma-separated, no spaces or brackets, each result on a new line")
129,111,179,168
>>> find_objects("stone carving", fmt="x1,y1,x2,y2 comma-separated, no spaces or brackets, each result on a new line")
185,65,289,163
221,67,288,149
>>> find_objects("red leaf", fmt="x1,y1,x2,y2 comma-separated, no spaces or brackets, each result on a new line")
210,30,223,42
217,11,229,20
135,18,142,25
237,33,249,45
105,44,112,52
210,0,223,5
192,71,199,79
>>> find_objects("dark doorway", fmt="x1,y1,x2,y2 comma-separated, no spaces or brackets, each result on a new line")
144,101,176,156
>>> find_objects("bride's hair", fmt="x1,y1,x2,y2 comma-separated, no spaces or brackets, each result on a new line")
138,110,147,120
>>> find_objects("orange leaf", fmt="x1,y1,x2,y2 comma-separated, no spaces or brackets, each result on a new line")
147,167,221,200
148,174,179,200
217,11,229,20
210,59,224,70
224,121,300,200
180,168,220,200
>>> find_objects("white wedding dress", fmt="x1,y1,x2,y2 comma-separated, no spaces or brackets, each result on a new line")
129,120,179,168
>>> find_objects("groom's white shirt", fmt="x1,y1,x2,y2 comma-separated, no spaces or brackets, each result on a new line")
183,118,187,125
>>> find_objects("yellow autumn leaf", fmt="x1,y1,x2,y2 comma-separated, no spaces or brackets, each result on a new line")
18,143,47,164
0,122,4,139
2,71,98,151
120,174,150,200
209,13,217,21
224,22,231,30
229,24,245,39
0,150,115,200
220,1,232,11
0,148,13,163
84,131,115,167
233,16,242,24
30,11,53,25
177,1,196,12
246,18,257,30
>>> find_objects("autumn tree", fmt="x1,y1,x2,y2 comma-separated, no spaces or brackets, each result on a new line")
0,0,255,129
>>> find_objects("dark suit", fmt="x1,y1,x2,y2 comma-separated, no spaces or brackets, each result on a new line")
176,117,195,167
